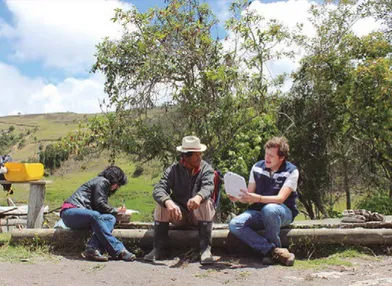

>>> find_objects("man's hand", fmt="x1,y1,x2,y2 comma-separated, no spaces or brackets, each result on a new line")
165,200,182,221
117,205,126,215
239,189,260,203
228,194,240,202
187,195,203,211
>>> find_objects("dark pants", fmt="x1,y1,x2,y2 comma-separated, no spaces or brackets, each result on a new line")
0,174,12,191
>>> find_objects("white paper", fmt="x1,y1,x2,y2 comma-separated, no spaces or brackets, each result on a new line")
125,209,139,215
223,172,247,199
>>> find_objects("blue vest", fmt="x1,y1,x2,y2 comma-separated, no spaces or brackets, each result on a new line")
249,160,299,219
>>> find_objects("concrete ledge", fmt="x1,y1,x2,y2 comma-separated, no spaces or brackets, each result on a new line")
10,227,392,249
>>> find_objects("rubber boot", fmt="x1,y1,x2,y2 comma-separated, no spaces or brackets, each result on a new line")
144,221,169,262
199,221,214,265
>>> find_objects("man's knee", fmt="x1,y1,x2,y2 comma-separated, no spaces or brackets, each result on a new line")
89,210,103,220
194,199,215,221
228,215,244,234
153,203,171,222
228,219,237,233
100,214,116,225
261,204,281,217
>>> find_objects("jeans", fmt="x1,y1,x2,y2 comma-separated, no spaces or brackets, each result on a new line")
61,208,125,257
229,203,293,255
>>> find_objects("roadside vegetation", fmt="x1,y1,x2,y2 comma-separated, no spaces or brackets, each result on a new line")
0,231,381,268
291,244,380,269
0,233,54,263
90,0,392,220
0,0,391,224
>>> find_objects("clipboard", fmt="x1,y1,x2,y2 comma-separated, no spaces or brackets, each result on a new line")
223,171,247,199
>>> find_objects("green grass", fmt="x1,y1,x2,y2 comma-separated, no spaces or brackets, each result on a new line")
43,156,160,223
330,194,363,213
109,157,161,221
295,248,374,269
296,256,353,268
0,233,53,263
294,193,365,221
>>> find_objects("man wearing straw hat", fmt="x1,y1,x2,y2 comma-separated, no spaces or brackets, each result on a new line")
144,136,215,265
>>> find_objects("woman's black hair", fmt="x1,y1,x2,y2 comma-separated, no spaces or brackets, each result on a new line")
99,166,128,186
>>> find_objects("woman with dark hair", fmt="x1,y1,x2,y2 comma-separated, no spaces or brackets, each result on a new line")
60,166,135,262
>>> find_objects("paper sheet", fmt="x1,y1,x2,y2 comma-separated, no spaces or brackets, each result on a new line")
223,171,247,199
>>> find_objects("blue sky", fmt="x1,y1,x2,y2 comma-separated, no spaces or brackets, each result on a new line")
0,0,234,82
0,0,379,116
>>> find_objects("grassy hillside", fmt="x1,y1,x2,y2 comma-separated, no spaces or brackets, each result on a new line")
0,112,94,161
0,113,160,223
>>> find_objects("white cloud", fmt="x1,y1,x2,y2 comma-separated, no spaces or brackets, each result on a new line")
250,0,315,37
40,74,108,114
0,18,16,38
223,0,381,90
0,62,108,116
0,0,384,117
4,0,133,74
246,0,315,78
353,17,382,37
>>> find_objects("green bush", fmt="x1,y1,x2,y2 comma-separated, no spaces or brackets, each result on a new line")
18,139,25,149
356,193,392,215
39,143,70,171
132,165,144,178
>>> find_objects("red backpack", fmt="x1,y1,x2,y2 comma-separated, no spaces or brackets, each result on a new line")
212,169,223,208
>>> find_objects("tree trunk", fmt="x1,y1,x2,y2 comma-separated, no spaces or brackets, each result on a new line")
389,184,392,200
343,160,351,210
315,195,327,218
297,191,315,219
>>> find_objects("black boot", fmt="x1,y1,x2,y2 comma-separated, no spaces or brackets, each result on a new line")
144,221,169,262
199,221,214,265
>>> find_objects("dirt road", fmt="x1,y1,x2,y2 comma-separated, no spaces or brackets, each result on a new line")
2,253,392,286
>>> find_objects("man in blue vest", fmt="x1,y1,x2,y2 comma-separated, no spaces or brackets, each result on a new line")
229,136,299,266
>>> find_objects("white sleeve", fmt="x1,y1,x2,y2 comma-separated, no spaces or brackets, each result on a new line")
0,166,7,174
249,165,256,184
283,169,299,192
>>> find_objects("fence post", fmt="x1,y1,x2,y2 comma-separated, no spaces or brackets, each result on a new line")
27,181,46,228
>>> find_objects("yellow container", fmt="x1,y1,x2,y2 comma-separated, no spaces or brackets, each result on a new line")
4,163,44,182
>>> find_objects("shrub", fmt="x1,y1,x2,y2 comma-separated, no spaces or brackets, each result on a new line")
356,193,392,215
18,139,25,149
39,143,70,171
132,165,144,178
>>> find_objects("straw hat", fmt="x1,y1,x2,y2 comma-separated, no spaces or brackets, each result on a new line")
176,136,207,153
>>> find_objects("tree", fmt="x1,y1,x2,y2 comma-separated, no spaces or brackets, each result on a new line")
91,0,294,173
279,1,392,218
347,49,392,197
90,0,302,221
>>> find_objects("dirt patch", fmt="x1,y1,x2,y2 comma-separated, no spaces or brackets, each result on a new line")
1,252,392,286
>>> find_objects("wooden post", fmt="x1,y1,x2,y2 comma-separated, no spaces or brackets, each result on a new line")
27,181,46,228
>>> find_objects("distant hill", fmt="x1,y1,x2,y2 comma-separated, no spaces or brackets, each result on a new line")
0,112,158,223
0,112,96,161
